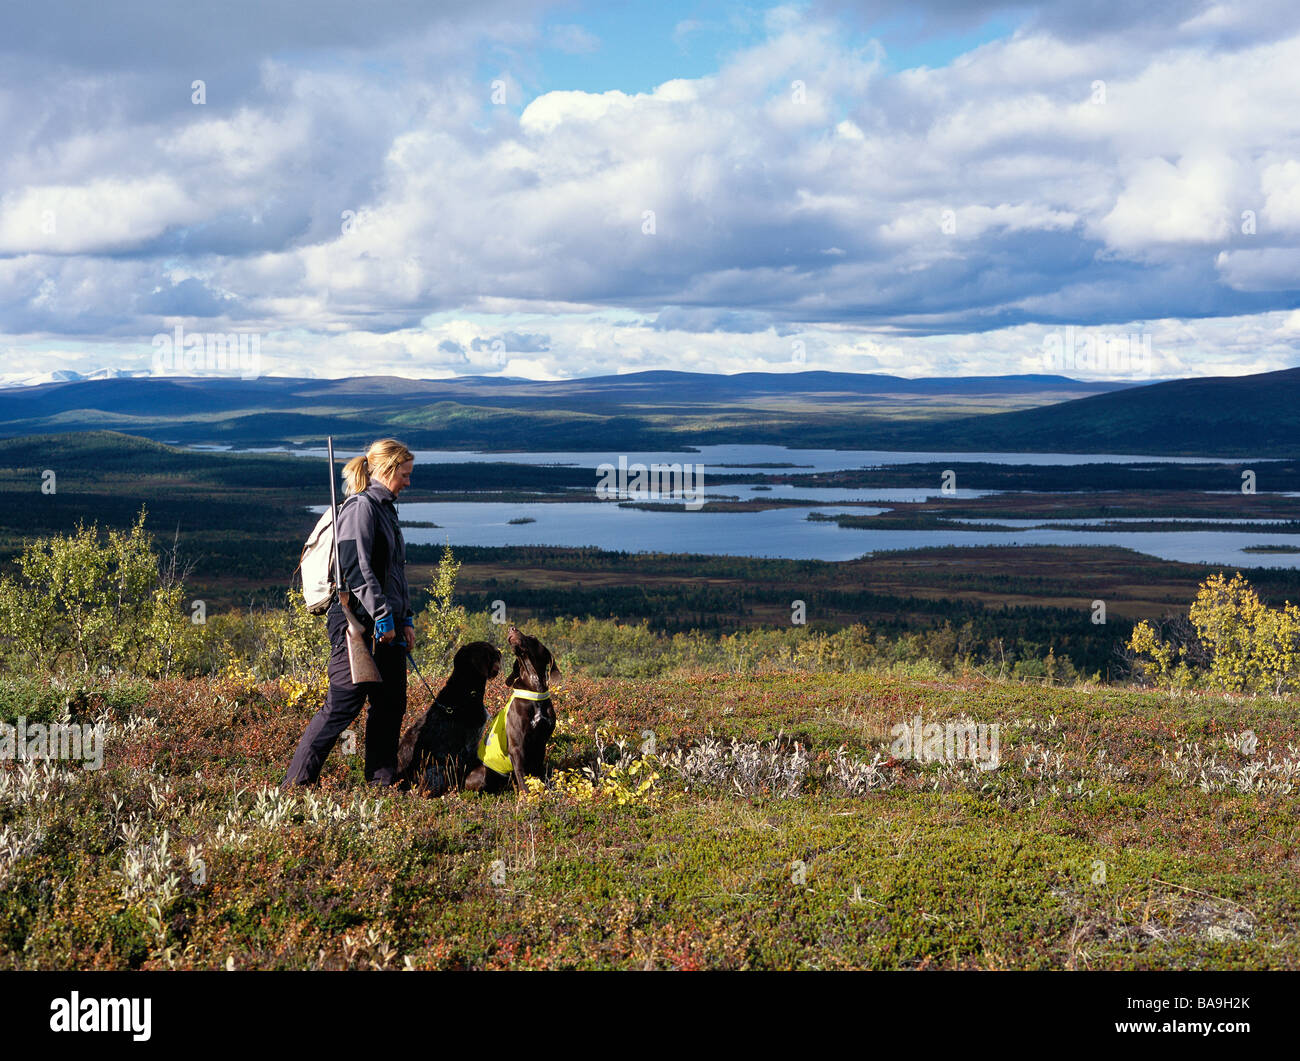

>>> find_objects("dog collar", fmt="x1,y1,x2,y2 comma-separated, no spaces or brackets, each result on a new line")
506,688,551,702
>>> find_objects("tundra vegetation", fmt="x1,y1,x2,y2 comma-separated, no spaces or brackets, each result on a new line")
0,516,1296,970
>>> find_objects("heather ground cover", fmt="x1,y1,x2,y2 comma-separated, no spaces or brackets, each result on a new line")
3,667,1295,970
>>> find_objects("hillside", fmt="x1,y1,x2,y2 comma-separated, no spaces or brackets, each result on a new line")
2,667,1294,970
0,366,1296,455
0,370,1135,450
0,369,1130,413
911,366,1300,455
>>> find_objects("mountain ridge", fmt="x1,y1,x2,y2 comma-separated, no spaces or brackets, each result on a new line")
0,366,1293,456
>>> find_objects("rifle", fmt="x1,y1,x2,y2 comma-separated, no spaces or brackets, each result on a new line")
328,437,383,685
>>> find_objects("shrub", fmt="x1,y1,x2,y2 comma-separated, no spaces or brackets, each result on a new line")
414,544,467,672
0,509,198,680
197,589,330,680
1128,571,1300,695
1189,572,1300,694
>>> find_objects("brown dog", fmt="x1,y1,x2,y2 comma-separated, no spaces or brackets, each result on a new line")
396,641,501,794
464,625,560,794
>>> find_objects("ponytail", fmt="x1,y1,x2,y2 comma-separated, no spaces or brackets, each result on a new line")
343,455,370,496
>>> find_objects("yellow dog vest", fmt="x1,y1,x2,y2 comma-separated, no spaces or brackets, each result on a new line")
478,688,551,776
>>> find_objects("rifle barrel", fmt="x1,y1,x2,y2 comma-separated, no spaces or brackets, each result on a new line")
327,436,342,592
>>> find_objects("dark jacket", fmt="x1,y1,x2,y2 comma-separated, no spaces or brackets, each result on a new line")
334,481,412,629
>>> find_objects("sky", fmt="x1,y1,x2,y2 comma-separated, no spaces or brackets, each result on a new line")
1,0,1299,384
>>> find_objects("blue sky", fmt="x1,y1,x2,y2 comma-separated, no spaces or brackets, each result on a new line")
522,1,1022,95
1,0,1298,385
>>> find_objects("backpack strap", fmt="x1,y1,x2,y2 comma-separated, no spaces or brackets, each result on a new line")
290,488,391,602
333,489,392,597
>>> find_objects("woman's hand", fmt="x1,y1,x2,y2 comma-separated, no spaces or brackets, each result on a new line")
404,623,416,652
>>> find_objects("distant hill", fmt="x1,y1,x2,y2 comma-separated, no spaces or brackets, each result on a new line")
0,366,1294,455
906,365,1300,456
0,369,1127,415
0,369,1132,451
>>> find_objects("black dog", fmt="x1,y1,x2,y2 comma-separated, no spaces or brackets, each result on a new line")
464,625,560,794
396,641,501,795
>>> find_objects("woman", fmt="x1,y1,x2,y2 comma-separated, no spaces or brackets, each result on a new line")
283,438,416,788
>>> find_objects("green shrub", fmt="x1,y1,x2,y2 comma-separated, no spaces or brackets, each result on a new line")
196,589,329,680
0,674,151,723
414,543,467,673
0,509,199,680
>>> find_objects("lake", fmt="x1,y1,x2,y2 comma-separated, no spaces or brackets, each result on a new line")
285,444,1300,569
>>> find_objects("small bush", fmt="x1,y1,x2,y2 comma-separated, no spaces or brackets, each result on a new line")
1129,571,1300,694
0,509,199,680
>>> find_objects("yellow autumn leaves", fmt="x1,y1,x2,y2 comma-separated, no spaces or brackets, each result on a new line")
1129,572,1300,694
523,754,662,806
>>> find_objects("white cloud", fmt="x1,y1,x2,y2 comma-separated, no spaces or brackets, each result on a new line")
1261,159,1300,232
1094,154,1238,254
1215,247,1300,291
0,177,199,254
519,89,636,134
0,3,1297,381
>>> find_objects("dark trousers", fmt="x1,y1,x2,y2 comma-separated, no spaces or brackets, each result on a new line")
282,605,407,788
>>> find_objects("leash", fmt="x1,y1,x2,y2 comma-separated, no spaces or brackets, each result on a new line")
402,645,457,715
405,646,554,723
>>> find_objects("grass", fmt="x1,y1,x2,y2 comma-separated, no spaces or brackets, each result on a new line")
2,667,1297,970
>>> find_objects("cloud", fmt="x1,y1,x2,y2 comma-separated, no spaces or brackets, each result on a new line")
137,278,243,317
651,307,775,333
0,0,553,69
1262,159,1300,232
0,177,200,255
518,88,638,134
1216,248,1300,292
0,1,1297,382
1094,154,1239,255
4,304,1299,387
672,19,707,49
549,23,600,54
470,331,551,352
811,0,1300,50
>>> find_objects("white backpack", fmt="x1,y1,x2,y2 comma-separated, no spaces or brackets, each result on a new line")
297,494,374,614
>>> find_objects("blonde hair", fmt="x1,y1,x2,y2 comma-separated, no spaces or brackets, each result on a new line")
343,438,414,496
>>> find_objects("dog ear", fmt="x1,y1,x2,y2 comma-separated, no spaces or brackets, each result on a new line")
548,658,561,680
